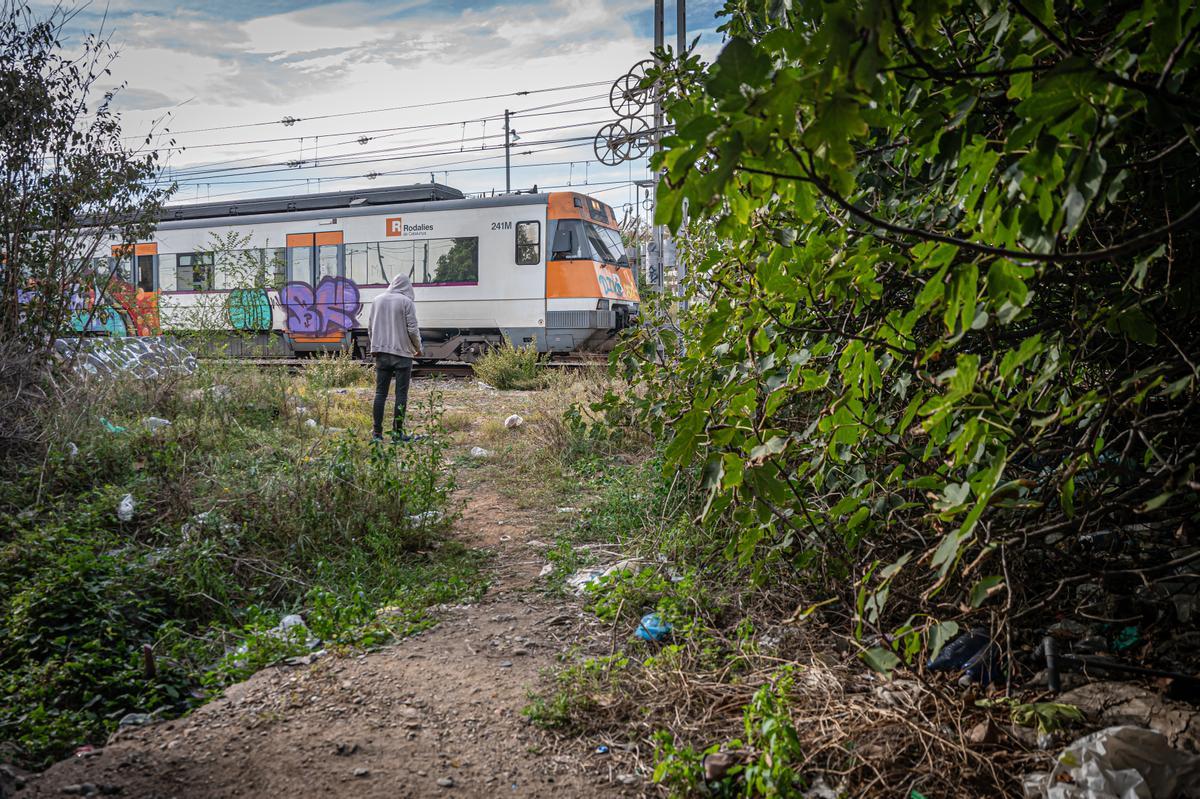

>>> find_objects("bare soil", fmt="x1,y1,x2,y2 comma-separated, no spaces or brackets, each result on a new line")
20,378,642,799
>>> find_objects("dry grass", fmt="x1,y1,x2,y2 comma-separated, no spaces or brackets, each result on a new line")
478,418,510,445
441,409,475,433
535,602,1041,798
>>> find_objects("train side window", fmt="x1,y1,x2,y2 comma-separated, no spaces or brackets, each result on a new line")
136,254,155,292
516,221,540,265
256,247,287,287
112,254,133,284
345,243,368,285
158,255,177,291
177,253,215,291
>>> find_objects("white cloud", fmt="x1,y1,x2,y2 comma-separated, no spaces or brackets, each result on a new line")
83,0,717,200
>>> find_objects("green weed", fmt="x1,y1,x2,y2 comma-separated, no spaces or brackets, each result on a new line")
472,339,545,390
307,350,370,389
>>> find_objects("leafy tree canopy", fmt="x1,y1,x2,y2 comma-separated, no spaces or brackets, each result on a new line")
617,0,1200,667
0,1,171,348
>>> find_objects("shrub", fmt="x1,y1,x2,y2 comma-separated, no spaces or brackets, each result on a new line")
617,0,1200,673
472,339,543,390
307,350,370,389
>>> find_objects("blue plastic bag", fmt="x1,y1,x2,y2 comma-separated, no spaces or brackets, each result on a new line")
635,612,673,642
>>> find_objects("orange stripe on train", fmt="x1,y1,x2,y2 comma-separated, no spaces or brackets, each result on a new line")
547,261,640,302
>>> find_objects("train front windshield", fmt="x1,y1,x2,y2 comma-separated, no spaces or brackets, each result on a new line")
551,219,628,267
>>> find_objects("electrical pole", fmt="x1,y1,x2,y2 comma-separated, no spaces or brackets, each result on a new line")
652,0,664,291
504,109,512,194
677,0,686,54
676,0,687,310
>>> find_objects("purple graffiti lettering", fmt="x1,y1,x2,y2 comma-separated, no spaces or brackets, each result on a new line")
280,276,361,337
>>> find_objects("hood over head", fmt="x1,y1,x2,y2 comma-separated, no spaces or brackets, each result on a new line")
387,273,415,300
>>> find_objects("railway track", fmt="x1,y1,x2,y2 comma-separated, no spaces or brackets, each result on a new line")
202,357,607,379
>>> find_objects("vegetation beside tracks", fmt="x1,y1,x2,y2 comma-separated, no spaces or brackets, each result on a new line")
0,361,483,767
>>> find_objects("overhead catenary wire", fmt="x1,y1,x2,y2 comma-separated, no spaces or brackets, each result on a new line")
157,100,613,178
123,80,614,139
158,100,609,155
157,119,649,183
169,138,641,203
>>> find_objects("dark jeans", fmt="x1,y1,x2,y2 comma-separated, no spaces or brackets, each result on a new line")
372,353,413,440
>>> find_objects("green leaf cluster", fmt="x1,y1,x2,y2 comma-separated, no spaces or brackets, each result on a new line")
615,0,1200,663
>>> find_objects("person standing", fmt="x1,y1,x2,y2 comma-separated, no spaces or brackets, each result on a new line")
367,273,423,442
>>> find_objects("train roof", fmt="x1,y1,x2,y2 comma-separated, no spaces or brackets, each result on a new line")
159,183,465,222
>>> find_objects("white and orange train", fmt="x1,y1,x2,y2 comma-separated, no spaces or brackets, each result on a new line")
89,183,640,360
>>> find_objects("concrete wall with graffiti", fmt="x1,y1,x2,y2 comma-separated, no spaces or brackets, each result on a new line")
53,336,197,379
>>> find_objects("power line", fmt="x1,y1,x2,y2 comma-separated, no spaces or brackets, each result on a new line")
158,100,612,178
168,135,651,205
126,80,613,139
169,139,622,202
158,119,636,183
159,100,608,156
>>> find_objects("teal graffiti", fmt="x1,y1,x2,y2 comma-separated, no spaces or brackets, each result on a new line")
225,288,273,331
71,306,129,336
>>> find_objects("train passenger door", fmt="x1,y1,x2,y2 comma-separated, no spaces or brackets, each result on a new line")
283,231,346,342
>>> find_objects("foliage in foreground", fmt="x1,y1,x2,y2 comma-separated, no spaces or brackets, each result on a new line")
1,2,171,458
616,0,1200,672
0,363,480,766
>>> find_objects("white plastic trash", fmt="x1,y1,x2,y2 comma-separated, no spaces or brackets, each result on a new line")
469,446,490,458
1022,725,1200,799
65,442,78,458
278,614,306,632
143,417,172,431
116,493,135,522
304,418,318,428
539,564,554,578
565,560,639,594
504,414,524,429
408,510,443,524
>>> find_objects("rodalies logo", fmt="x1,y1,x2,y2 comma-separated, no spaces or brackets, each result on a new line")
385,217,434,237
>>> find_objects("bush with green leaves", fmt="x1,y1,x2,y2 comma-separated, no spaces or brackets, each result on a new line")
614,1,1200,671
473,338,544,390
307,350,370,389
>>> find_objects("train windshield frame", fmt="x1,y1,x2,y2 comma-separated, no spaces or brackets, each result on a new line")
550,219,628,267
585,223,627,267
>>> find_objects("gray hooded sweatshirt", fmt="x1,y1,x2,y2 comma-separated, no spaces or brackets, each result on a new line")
368,274,422,358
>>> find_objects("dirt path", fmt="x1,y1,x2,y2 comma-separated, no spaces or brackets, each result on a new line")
22,420,641,798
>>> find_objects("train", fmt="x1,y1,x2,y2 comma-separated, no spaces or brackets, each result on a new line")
85,183,640,361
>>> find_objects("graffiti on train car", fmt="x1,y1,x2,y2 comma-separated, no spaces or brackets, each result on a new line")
225,288,274,331
279,276,362,337
18,277,160,337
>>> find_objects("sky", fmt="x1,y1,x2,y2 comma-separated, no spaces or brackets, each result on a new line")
49,0,727,223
